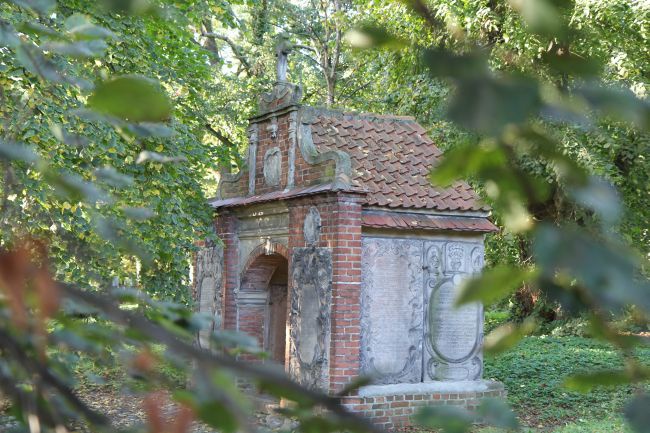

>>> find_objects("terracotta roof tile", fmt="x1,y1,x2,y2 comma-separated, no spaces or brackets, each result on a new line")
309,111,489,212
362,211,498,233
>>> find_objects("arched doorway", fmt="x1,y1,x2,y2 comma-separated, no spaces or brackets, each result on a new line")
239,250,289,366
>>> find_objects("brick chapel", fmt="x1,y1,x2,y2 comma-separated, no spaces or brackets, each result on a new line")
194,52,505,429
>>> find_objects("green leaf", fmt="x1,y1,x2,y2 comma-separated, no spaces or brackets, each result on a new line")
423,48,487,80
64,14,114,40
0,140,39,163
16,44,65,83
122,207,155,220
564,370,635,392
414,405,474,433
448,76,541,135
344,25,406,49
136,150,186,164
127,122,175,138
43,40,108,58
94,166,134,187
9,0,55,15
0,21,20,48
484,319,537,356
456,266,537,307
88,75,172,122
18,22,64,39
429,142,507,187
477,398,520,430
46,171,111,205
534,224,650,314
196,400,238,433
336,376,373,396
569,176,621,224
509,0,567,37
624,394,650,433
541,51,601,77
100,0,157,15
576,83,650,130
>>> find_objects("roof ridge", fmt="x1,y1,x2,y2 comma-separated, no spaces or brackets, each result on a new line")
303,106,417,124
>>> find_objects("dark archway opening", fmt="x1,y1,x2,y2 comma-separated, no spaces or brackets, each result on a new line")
239,252,289,366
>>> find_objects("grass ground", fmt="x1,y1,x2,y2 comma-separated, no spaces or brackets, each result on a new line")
475,335,650,432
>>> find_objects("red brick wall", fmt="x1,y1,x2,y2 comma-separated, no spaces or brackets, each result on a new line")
253,114,291,194
220,109,336,198
288,192,364,394
342,387,507,430
215,211,238,332
238,304,266,347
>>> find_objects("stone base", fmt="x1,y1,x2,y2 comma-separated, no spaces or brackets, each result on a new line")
342,380,506,430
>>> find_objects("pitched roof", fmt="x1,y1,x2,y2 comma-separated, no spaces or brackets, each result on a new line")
308,111,489,212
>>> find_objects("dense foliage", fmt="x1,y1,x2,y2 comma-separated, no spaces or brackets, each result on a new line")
0,0,228,302
0,0,647,433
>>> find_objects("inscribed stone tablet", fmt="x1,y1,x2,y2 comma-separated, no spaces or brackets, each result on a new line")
298,282,319,363
429,277,480,363
361,238,422,384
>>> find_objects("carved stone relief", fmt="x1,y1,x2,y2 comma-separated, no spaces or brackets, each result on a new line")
361,237,485,384
361,238,423,384
258,82,302,115
263,147,282,186
303,206,321,245
423,241,484,381
195,244,224,349
288,247,332,390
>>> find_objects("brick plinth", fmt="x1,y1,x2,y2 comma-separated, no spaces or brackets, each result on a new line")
342,381,506,430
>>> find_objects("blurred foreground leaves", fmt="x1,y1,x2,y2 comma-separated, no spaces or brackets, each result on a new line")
351,0,649,431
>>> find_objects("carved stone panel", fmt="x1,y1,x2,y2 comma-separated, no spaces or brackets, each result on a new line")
288,247,332,390
195,244,224,349
361,238,423,384
263,147,282,186
423,241,484,381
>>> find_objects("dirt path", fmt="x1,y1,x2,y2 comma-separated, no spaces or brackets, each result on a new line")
1,388,287,432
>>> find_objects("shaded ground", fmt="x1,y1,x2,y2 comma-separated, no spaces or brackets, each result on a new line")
1,336,648,432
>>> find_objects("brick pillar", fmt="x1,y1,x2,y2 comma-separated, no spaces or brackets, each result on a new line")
328,193,363,394
215,210,239,331
287,192,364,394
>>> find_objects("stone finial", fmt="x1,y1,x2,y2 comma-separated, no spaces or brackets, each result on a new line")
275,33,292,82
255,34,302,116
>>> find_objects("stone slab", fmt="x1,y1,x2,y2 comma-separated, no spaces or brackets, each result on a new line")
195,244,224,349
288,247,332,390
361,238,423,384
423,241,484,381
357,379,504,397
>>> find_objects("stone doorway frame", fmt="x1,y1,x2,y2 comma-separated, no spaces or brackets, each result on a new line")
238,242,291,367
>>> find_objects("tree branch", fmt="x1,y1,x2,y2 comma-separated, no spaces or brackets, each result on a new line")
202,32,251,73
205,124,238,148
0,328,111,429
59,283,381,433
